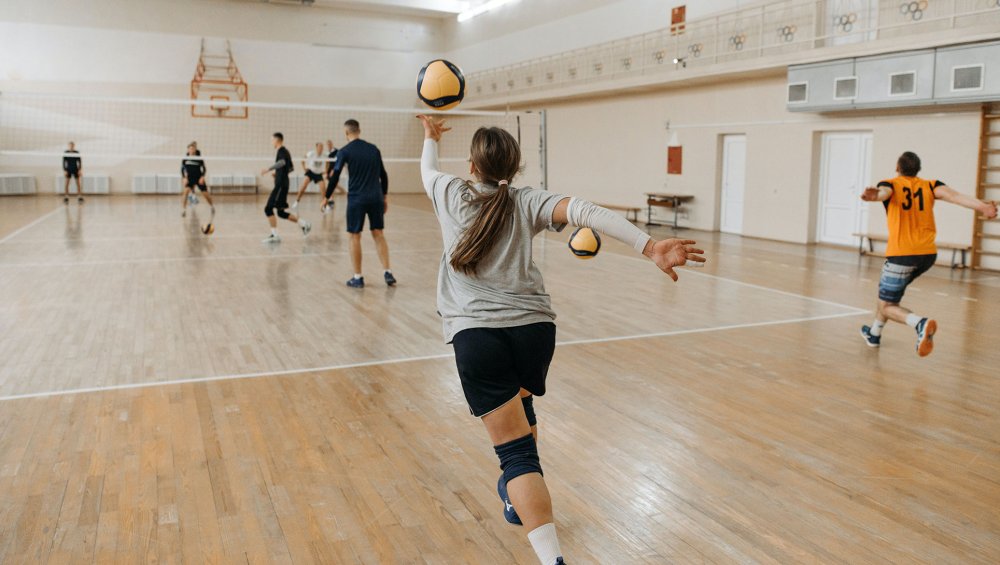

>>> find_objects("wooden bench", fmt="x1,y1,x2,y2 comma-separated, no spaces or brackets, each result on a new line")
597,203,641,222
852,232,972,269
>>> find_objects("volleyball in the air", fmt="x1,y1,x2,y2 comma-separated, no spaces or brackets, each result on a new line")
568,227,601,259
417,59,465,111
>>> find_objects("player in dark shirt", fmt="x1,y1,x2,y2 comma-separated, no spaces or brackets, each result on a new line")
326,119,394,288
260,132,311,244
181,143,214,217
62,141,83,203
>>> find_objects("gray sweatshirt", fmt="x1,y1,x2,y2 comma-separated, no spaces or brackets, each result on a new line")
420,139,651,342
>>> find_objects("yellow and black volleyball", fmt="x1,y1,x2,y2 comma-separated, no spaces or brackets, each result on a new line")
568,227,601,259
417,59,465,111
201,223,214,235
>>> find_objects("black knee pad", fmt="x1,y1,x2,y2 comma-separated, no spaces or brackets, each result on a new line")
522,395,537,427
264,206,274,218
494,433,543,486
276,208,290,219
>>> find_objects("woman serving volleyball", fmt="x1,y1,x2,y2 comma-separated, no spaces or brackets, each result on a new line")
416,113,705,565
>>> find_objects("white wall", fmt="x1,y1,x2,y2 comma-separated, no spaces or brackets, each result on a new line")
542,74,982,253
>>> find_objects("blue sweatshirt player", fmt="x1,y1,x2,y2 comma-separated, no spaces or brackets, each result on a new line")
327,119,394,288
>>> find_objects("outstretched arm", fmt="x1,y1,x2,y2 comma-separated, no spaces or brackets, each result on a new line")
935,185,998,218
417,114,452,197
551,198,706,281
861,185,892,202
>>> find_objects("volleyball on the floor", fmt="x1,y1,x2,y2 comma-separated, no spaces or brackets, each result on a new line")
417,59,465,111
568,227,601,259
201,223,214,235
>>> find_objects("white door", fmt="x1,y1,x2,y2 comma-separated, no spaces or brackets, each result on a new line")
720,134,746,234
817,132,872,246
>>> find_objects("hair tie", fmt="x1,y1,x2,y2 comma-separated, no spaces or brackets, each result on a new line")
498,180,509,187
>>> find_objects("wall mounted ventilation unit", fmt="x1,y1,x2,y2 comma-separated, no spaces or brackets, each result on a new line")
889,72,917,96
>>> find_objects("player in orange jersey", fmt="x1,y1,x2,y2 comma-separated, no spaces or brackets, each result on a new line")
860,151,997,356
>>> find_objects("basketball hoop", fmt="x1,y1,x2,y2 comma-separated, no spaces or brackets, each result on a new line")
191,38,248,119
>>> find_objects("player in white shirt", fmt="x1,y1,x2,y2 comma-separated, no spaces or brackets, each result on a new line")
292,142,327,209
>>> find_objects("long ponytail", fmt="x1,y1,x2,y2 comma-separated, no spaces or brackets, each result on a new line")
450,127,521,275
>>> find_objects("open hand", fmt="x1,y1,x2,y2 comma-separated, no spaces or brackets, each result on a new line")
860,187,881,201
644,238,706,281
416,114,451,141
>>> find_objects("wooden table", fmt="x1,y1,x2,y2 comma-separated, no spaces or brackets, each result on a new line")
645,193,694,228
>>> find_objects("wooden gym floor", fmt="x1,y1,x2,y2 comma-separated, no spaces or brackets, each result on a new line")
0,194,997,563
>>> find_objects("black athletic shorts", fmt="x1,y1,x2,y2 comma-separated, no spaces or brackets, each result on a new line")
305,170,323,184
346,199,384,233
185,175,205,190
266,179,290,213
64,170,80,178
878,254,937,303
452,322,556,417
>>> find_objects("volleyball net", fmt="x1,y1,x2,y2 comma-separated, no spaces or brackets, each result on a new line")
0,92,544,193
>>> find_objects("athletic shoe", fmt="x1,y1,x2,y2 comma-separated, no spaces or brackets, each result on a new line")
346,276,365,288
384,271,397,286
915,318,937,357
210,206,216,214
63,197,69,204
181,210,186,218
77,196,84,203
291,200,298,210
497,475,523,526
555,559,565,565
860,325,880,348
262,234,281,244
300,220,312,237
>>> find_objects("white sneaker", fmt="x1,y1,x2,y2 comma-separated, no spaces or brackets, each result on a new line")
262,234,282,244
301,220,312,237
291,200,299,210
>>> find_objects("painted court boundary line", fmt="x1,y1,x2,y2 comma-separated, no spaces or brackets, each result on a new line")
0,207,61,245
0,310,867,402
540,238,870,314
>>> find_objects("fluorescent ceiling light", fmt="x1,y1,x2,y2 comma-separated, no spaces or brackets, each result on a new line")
457,0,517,22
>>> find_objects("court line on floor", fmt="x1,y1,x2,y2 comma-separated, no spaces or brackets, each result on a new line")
0,247,445,268
0,310,867,402
0,207,62,245
542,238,870,314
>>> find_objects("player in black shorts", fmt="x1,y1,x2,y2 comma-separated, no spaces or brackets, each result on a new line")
327,119,394,288
181,142,214,217
260,132,311,244
292,142,327,210
62,141,83,203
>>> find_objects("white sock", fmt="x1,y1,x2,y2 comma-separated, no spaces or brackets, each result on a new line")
354,273,362,279
270,228,277,236
905,313,922,328
527,523,562,565
869,320,885,336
